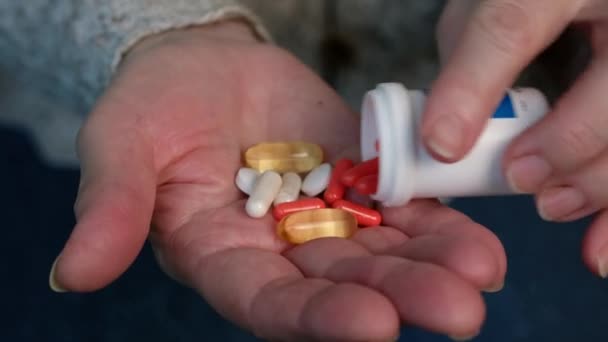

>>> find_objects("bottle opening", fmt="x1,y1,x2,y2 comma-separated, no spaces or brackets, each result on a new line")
361,93,379,162
360,83,417,207
361,86,397,205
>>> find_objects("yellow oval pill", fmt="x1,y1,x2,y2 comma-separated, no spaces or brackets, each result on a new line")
277,208,358,244
244,142,324,174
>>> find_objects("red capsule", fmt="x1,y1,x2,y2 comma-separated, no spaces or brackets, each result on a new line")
341,157,379,187
341,158,379,187
272,198,326,221
354,174,378,195
323,158,354,204
375,140,380,152
331,199,382,226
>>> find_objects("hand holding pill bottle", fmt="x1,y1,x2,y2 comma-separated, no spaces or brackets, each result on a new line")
431,0,608,285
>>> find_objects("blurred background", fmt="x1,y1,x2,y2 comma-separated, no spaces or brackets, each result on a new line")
2,1,607,341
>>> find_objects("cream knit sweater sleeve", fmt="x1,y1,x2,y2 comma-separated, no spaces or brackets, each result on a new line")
0,0,270,111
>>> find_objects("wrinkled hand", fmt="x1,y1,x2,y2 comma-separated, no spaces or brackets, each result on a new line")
50,20,506,341
430,0,608,278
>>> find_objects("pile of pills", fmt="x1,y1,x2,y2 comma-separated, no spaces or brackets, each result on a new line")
235,141,382,244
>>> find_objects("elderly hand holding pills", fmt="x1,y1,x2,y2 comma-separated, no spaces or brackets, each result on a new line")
428,0,608,278
48,19,509,341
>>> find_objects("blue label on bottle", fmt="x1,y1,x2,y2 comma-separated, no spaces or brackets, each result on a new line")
493,95,516,118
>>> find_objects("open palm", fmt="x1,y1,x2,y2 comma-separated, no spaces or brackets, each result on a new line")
51,23,507,341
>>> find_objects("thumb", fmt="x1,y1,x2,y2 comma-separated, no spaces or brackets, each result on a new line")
49,104,156,292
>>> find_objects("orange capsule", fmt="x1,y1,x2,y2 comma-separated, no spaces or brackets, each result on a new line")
244,141,323,173
277,208,358,244
272,198,326,221
331,199,382,226
341,157,379,187
324,158,354,204
354,174,378,195
375,139,380,152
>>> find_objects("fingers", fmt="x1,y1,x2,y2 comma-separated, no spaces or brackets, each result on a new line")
352,225,501,291
423,0,581,162
505,56,608,193
50,111,156,292
386,235,502,292
582,211,608,278
285,238,486,337
167,204,399,341
194,247,400,342
285,238,373,276
326,256,484,338
351,226,409,253
171,203,493,338
535,186,595,222
295,282,400,342
381,199,507,285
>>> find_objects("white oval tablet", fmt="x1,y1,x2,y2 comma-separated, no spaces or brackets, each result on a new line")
274,172,302,205
246,171,282,218
235,167,260,195
301,163,332,197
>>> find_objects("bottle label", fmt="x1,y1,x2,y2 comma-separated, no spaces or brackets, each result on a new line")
492,95,516,118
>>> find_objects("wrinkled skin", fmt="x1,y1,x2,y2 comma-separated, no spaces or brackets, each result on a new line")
51,21,506,341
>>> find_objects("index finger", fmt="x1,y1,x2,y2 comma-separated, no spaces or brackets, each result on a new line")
381,199,507,291
422,0,581,162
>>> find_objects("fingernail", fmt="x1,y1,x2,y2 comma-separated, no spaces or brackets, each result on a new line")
483,282,504,293
507,155,552,193
425,115,464,160
537,187,586,221
49,257,67,293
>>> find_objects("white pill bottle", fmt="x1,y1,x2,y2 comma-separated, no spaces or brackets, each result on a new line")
360,83,549,207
